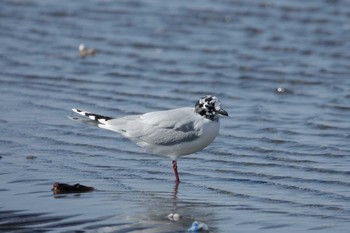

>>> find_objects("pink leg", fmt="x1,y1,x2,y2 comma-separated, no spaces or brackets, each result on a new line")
172,160,180,183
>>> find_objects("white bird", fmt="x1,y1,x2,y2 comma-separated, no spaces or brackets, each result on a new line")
72,95,228,183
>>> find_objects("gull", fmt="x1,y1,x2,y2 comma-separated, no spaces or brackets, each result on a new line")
78,44,96,57
72,95,228,183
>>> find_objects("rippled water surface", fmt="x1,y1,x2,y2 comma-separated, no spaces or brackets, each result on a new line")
1,0,350,232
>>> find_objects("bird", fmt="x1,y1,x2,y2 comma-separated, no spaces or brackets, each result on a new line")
72,95,228,183
78,43,96,57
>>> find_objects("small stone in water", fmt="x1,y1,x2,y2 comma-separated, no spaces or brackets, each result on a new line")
167,213,181,221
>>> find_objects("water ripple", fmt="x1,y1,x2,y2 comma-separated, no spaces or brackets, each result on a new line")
1,0,350,232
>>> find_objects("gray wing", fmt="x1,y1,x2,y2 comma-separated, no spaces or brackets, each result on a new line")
100,107,201,146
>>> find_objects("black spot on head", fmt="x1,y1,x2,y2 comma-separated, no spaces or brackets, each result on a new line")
199,109,206,116
195,95,221,121
205,96,213,102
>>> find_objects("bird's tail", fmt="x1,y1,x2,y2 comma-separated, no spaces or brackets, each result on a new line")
72,109,113,124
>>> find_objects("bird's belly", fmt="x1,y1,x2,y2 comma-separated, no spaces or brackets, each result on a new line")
144,121,220,159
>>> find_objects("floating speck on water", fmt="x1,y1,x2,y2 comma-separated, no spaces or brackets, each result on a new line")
276,87,285,93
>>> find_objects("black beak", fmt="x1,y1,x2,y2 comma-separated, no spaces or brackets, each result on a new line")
218,108,229,117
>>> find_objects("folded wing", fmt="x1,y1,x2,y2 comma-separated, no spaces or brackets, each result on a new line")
100,107,201,146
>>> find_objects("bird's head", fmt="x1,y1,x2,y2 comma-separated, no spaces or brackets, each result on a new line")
195,95,228,121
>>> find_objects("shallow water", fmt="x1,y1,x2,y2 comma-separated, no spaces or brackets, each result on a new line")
1,0,350,232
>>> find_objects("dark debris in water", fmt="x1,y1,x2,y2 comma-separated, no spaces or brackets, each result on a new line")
52,182,95,194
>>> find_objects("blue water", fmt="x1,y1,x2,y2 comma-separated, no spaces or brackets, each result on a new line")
1,0,350,232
